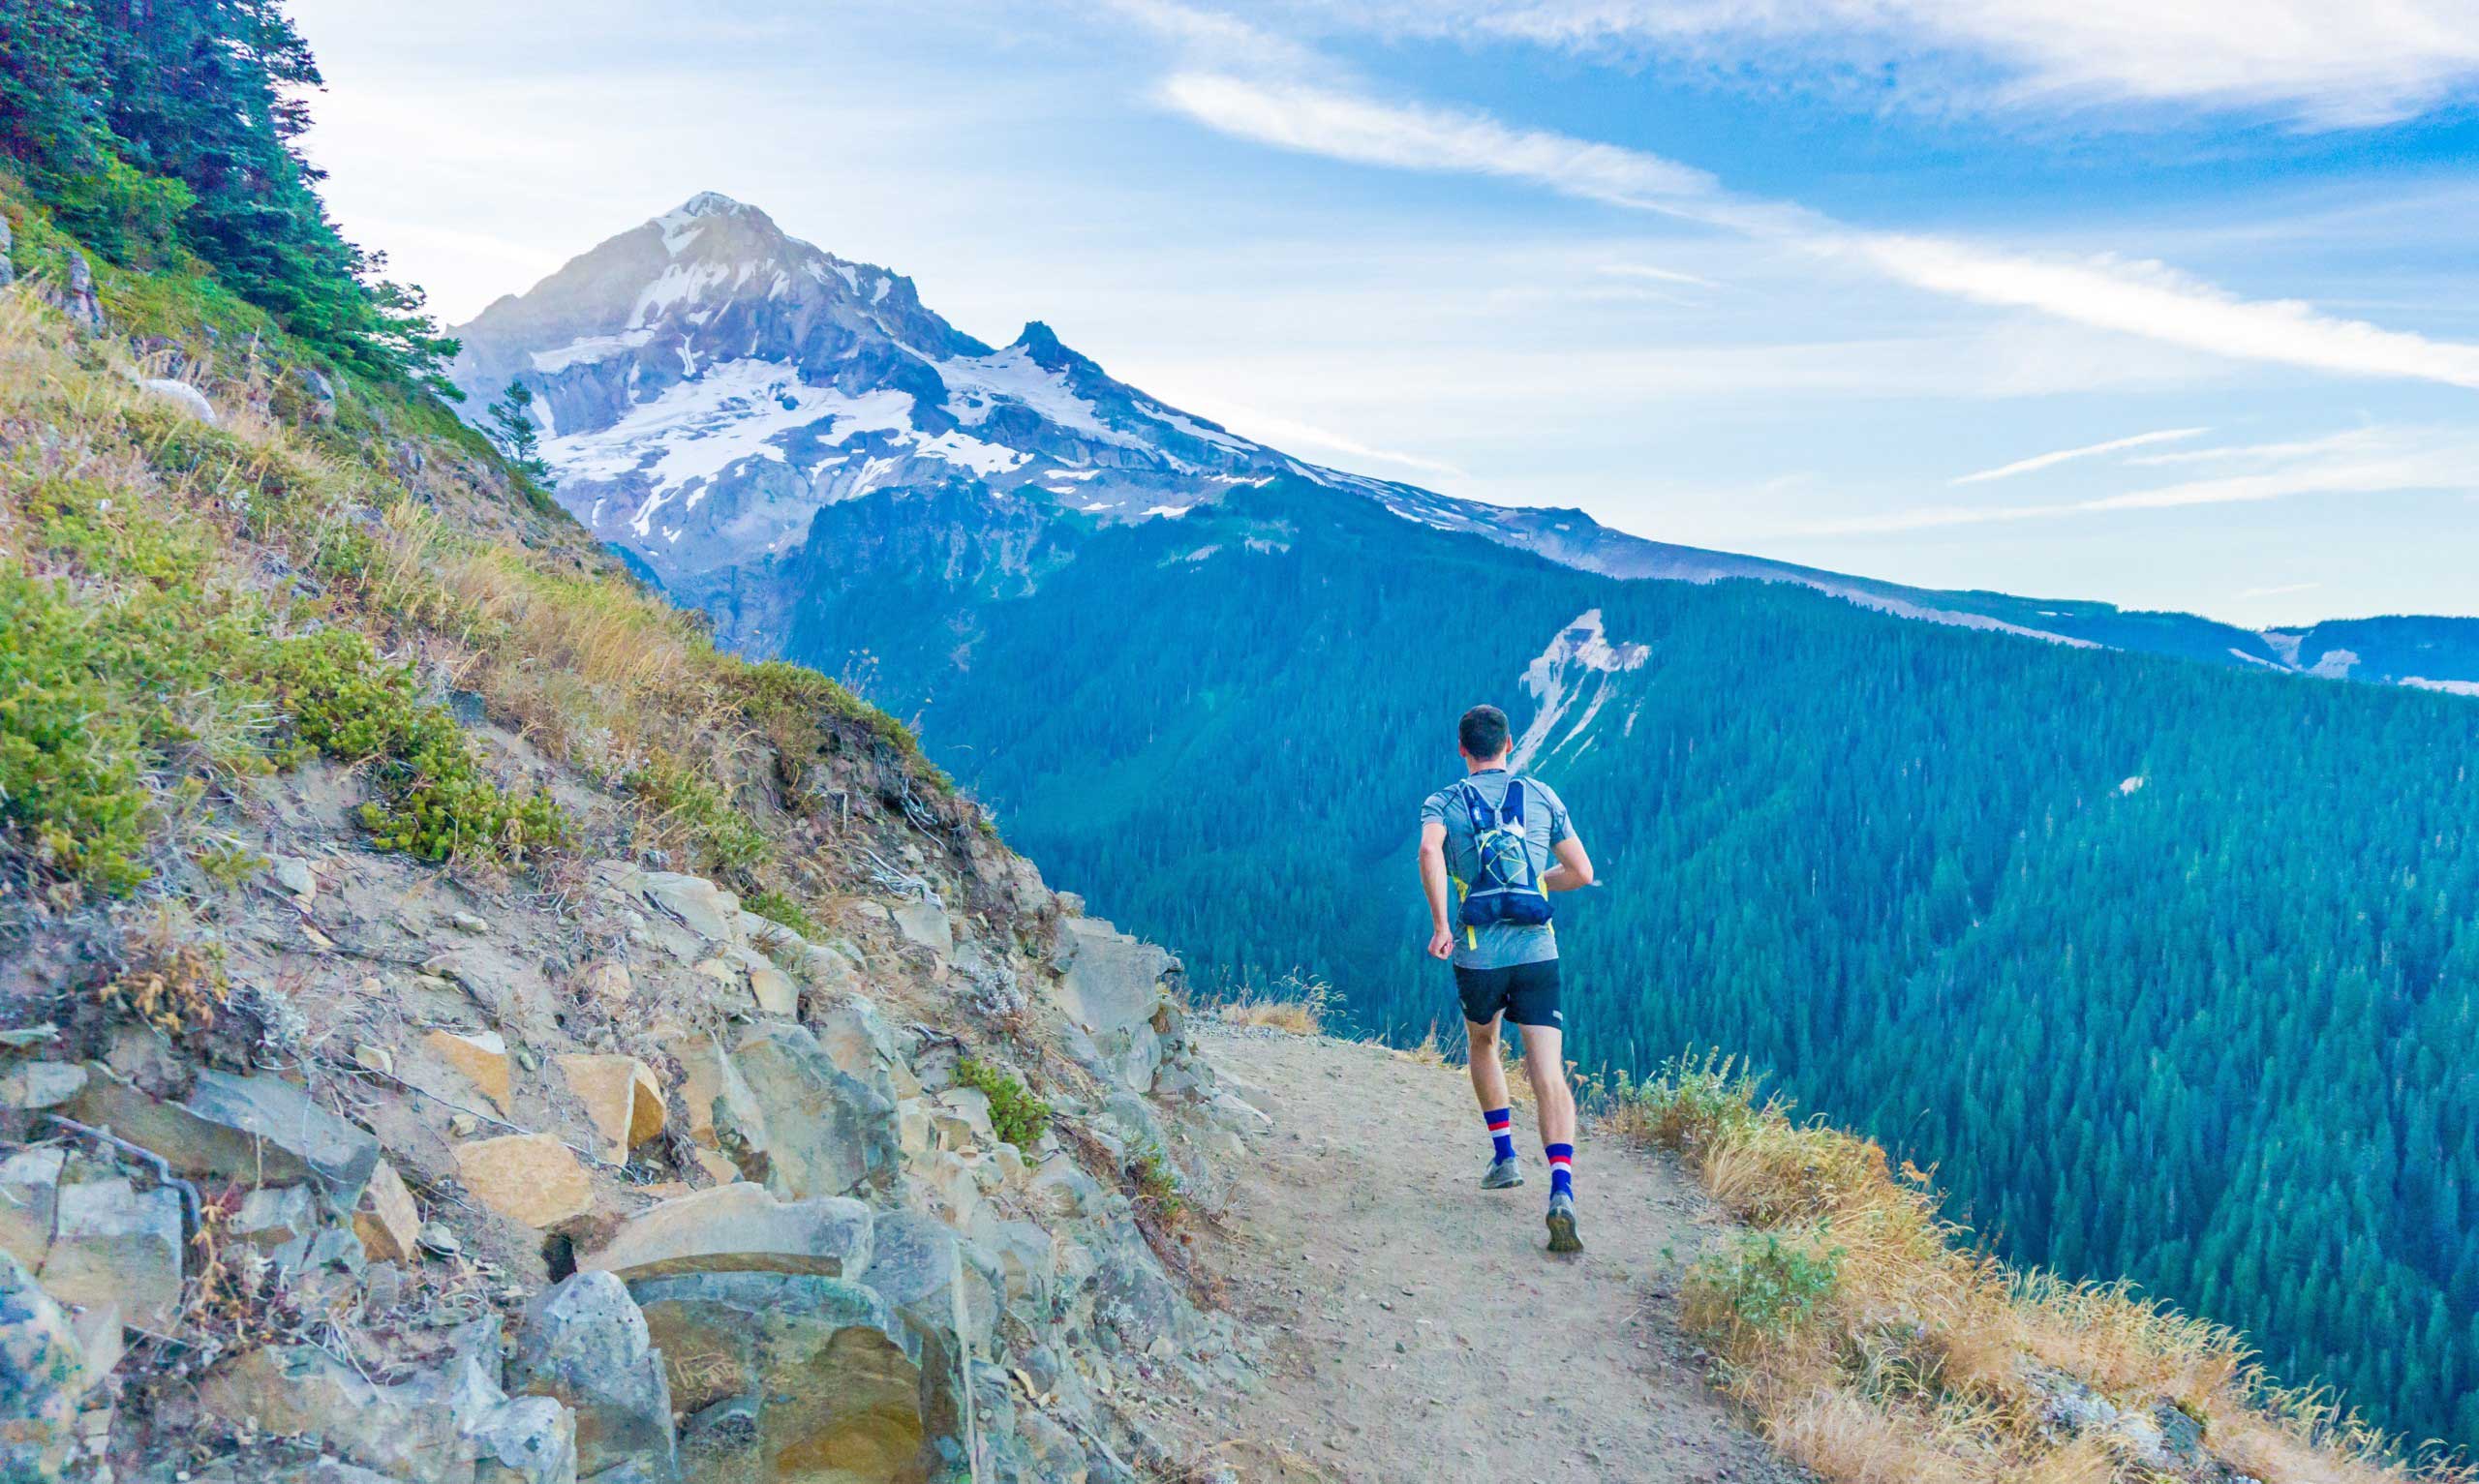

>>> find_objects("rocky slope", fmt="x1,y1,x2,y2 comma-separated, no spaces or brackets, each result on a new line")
455,194,2477,688
0,197,1270,1484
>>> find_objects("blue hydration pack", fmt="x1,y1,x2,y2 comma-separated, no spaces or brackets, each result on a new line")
1455,777,1554,930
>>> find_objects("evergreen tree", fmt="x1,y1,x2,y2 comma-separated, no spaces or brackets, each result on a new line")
0,0,457,388
485,380,552,486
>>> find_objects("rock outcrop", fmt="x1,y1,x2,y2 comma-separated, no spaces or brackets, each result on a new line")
1,840,1263,1481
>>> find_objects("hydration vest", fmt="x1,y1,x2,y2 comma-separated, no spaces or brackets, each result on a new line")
1454,777,1554,932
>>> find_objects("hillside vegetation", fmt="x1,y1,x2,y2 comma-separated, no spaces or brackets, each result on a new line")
0,164,1274,1478
784,479,2479,1452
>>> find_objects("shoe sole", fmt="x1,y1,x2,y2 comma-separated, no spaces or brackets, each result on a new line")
1482,1169,1525,1190
1546,1207,1582,1254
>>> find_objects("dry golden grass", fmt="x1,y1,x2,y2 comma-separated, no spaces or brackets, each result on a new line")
1213,977,1332,1036
0,239,947,903
1611,1052,2469,1484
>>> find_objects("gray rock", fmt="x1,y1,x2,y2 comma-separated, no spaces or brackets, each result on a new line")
199,1342,580,1484
892,899,953,961
230,1183,321,1249
61,250,101,329
862,1211,998,1355
0,1061,85,1111
508,1273,677,1481
1051,919,1174,1038
0,1147,64,1267
1091,1227,1183,1348
0,1253,81,1481
468,1392,579,1484
1096,1092,1167,1156
0,215,15,289
627,1272,927,1484
580,1184,871,1282
197,1346,477,1484
806,996,909,1104
292,365,338,422
71,1066,381,1214
263,1462,407,1484
44,1173,184,1330
635,870,742,941
138,378,216,424
722,1024,897,1200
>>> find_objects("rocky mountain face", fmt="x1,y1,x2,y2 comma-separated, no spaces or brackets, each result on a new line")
0,204,1273,1484
456,193,2476,689
5,833,1264,1484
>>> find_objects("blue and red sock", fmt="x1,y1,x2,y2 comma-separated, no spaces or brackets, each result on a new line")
1546,1142,1575,1200
1484,1107,1515,1163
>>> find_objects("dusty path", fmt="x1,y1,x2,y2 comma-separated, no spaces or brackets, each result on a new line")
1192,1024,1811,1484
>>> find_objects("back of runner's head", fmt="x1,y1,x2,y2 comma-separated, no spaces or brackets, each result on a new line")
1459,705,1512,764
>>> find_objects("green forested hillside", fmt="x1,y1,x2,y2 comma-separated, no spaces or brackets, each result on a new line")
784,479,2479,1449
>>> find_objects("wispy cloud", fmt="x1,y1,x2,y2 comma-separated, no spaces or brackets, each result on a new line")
1789,436,2477,535
1154,68,2479,394
2125,429,2386,466
1950,427,2209,485
1852,236,2479,388
1268,0,2479,127
1155,73,1727,216
1596,261,1722,289
1176,397,1468,478
2239,580,2324,600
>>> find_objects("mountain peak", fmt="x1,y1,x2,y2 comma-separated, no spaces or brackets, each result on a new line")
1012,319,1086,372
667,190,756,221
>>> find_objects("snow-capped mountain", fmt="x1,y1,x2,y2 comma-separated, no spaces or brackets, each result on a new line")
452,192,1333,585
455,193,2478,690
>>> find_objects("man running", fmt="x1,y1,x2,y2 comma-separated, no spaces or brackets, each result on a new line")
1417,704,1596,1254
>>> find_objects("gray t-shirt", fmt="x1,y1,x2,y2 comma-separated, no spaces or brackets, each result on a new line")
1422,769,1574,970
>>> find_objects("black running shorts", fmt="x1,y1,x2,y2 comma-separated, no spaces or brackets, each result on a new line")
1454,958,1563,1030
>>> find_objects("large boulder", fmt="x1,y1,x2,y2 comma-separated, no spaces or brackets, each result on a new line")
508,1272,677,1481
580,1185,871,1282
71,1066,381,1213
721,1026,897,1201
627,1273,927,1484
41,1170,184,1330
199,1340,578,1484
1050,920,1175,1038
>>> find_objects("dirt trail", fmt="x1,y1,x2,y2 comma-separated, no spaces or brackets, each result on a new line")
1192,1025,1811,1484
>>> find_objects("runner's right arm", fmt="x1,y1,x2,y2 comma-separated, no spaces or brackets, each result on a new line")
1418,820,1455,958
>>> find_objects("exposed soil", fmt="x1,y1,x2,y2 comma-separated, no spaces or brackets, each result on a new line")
1192,1025,1815,1484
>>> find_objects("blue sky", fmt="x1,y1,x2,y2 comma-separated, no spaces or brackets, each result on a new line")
288,0,2479,624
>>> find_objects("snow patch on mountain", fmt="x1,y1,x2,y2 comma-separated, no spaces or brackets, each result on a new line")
1512,609,1651,771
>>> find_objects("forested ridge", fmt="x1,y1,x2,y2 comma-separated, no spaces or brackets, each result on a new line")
784,479,2479,1450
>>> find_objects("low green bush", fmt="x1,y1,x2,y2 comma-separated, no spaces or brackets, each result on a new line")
955,1057,1052,1149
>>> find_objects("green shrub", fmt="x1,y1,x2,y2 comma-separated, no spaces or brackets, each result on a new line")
745,888,819,939
1692,1232,1841,1338
0,574,160,892
626,750,769,873
955,1057,1052,1149
192,840,267,890
1127,1141,1186,1220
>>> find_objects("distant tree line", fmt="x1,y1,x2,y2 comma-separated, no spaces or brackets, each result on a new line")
781,480,2479,1452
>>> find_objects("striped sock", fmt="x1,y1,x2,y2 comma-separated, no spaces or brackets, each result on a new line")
1546,1142,1575,1200
1484,1107,1515,1163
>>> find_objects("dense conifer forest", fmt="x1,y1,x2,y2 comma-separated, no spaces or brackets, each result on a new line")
785,480,2479,1450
